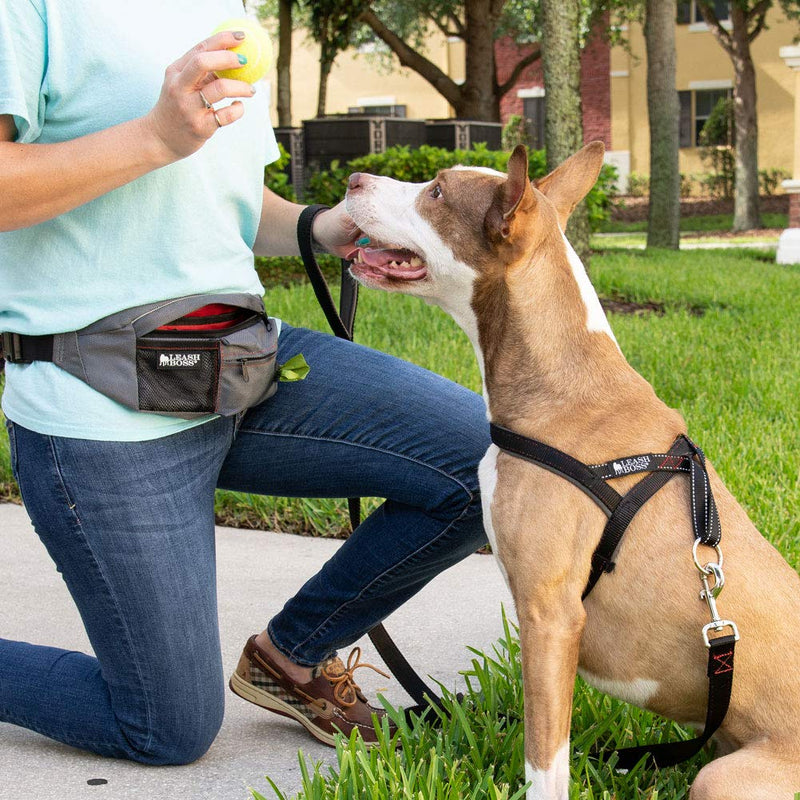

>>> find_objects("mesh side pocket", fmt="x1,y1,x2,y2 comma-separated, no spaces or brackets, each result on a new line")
136,343,220,414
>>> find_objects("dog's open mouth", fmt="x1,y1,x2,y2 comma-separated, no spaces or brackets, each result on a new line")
346,244,427,282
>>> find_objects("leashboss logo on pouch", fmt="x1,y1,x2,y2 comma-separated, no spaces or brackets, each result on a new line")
157,352,203,369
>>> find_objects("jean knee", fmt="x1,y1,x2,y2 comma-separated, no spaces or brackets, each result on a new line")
125,688,224,766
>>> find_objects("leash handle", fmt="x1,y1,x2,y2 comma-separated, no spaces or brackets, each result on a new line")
296,206,445,714
296,205,354,341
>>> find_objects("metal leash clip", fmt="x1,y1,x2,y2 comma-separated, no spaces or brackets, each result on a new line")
693,538,741,648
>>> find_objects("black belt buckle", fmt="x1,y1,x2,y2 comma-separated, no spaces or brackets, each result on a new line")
1,332,25,363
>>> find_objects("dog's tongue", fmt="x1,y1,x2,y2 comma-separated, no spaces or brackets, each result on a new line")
345,245,427,281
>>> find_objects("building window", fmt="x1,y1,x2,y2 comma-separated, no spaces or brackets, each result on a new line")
677,1,730,24
678,88,732,147
522,96,546,149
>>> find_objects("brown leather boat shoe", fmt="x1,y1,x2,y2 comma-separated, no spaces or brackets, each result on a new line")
229,635,391,746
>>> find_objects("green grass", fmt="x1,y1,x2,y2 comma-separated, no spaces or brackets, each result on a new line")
597,211,787,234
256,612,710,800
593,233,779,250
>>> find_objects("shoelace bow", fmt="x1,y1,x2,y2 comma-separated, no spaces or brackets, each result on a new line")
321,646,390,707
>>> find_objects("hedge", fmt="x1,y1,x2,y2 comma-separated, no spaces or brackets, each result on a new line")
297,143,618,231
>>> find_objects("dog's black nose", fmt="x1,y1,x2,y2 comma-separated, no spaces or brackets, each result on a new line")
348,172,363,191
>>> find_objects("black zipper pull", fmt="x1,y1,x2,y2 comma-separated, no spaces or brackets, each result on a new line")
240,359,250,382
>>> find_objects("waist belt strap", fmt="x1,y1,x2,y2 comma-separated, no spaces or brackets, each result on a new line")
1,331,55,365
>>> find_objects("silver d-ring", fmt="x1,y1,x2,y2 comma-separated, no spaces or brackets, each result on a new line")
213,111,223,128
199,90,213,110
693,537,723,575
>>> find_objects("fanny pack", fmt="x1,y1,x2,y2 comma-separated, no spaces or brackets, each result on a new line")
0,293,280,419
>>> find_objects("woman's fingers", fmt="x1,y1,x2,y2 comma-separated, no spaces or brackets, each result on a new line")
197,77,256,106
171,31,244,73
178,48,246,91
142,34,254,162
212,101,245,128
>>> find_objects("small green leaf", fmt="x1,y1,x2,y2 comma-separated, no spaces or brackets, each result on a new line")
278,353,310,382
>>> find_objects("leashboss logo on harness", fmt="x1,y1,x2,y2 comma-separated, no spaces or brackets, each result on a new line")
612,456,651,476
157,352,203,370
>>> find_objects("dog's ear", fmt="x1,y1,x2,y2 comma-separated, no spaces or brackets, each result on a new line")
485,144,534,242
534,141,605,231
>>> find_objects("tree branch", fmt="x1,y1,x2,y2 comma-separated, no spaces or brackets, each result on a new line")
429,13,462,39
497,43,542,97
447,11,466,38
696,0,734,54
359,8,463,107
747,0,771,43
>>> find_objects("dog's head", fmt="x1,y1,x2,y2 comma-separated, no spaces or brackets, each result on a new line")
344,142,606,312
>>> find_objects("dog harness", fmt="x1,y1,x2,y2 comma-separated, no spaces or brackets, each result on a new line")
490,422,740,769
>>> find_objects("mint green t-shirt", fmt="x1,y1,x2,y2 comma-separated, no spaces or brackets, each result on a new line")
0,0,280,440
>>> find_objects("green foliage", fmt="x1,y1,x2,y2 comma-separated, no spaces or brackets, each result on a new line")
304,0,367,68
264,142,297,202
759,167,790,196
627,172,649,197
304,143,618,230
501,114,531,150
698,97,735,200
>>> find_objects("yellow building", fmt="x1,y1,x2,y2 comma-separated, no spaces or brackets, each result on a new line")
265,5,797,190
611,2,797,185
272,27,464,123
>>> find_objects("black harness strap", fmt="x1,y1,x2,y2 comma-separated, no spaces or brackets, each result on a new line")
297,205,445,717
489,424,623,516
489,422,736,768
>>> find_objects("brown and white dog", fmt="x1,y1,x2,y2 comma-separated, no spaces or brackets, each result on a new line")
344,143,800,800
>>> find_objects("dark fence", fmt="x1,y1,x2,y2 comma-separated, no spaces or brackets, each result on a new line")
276,117,504,193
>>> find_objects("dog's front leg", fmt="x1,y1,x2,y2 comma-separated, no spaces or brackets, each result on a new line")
515,591,585,800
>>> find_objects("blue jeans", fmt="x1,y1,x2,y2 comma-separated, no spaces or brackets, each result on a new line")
0,323,488,765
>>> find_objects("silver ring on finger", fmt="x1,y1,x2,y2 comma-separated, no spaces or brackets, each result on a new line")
213,111,223,128
199,90,213,110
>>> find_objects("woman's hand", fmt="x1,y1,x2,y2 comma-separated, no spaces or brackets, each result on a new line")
143,31,257,162
311,201,362,258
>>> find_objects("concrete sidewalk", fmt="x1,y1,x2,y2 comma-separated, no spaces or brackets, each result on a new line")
0,502,513,800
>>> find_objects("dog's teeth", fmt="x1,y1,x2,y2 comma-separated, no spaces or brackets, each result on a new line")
410,257,422,267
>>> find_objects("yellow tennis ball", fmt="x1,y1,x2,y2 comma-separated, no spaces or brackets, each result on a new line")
212,18,273,83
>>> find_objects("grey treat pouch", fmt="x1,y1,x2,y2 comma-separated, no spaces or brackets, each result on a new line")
50,293,279,418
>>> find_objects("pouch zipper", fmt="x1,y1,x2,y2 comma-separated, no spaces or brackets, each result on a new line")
225,350,278,382
144,314,271,340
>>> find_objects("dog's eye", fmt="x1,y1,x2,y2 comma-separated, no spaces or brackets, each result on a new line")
430,184,442,199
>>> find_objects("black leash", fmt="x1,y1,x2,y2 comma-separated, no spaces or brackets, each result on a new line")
490,422,738,769
297,204,446,720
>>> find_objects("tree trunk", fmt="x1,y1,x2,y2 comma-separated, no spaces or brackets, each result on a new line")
731,22,761,230
645,0,680,249
276,0,293,127
361,2,539,121
698,1,763,231
460,0,501,120
317,55,332,117
540,0,590,263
